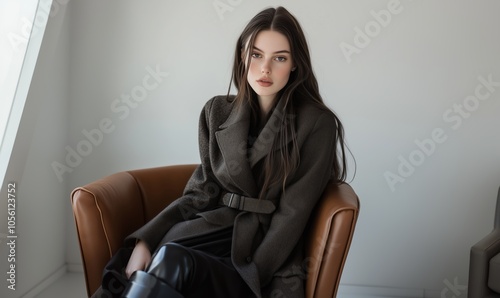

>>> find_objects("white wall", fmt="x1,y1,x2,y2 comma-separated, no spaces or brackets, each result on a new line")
0,1,70,297
21,0,500,296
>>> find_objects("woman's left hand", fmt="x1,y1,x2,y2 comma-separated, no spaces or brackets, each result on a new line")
125,240,152,279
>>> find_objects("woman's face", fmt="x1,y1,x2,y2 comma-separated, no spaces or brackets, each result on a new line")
245,30,294,104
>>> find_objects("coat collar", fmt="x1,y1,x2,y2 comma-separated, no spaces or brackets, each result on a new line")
215,98,292,197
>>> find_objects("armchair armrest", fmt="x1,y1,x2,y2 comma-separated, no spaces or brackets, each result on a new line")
71,164,198,296
305,182,360,298
469,229,500,298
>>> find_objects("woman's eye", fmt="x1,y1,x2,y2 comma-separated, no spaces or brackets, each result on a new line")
251,53,262,59
275,56,287,62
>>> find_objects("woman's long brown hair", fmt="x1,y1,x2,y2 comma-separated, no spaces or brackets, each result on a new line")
227,6,349,199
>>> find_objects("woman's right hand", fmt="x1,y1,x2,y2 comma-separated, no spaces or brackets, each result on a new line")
125,240,152,279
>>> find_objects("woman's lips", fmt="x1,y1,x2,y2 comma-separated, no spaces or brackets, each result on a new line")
257,78,273,87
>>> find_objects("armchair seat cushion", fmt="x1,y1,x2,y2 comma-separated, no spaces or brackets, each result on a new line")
489,252,500,293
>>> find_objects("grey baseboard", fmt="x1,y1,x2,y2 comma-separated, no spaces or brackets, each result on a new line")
21,265,67,298
66,262,84,273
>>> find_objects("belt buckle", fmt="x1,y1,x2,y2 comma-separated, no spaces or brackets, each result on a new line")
228,193,240,209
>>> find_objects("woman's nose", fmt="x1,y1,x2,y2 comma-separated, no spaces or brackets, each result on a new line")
261,60,271,74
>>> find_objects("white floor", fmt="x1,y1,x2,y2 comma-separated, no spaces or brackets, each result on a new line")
34,273,87,298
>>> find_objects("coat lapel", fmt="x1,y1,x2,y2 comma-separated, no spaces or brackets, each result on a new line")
215,101,258,197
248,98,292,168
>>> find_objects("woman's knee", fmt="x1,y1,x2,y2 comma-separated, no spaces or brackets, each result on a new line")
151,242,194,268
147,242,195,289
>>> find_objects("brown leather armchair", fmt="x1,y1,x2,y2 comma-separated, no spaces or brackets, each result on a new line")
468,186,500,298
71,164,360,297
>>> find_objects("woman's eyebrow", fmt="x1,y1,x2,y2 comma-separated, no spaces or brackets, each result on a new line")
253,46,290,54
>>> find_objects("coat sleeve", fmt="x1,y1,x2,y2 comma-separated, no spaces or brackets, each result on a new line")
125,97,223,252
252,112,338,286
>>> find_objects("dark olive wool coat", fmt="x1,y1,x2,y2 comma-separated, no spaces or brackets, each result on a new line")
126,95,337,298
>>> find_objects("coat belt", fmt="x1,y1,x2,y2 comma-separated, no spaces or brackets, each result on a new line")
220,193,275,214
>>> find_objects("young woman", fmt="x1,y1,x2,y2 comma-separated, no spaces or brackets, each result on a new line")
94,6,349,298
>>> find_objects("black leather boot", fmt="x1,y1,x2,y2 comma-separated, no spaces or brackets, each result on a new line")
121,243,194,298
121,271,183,298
